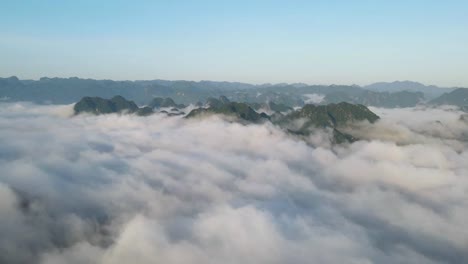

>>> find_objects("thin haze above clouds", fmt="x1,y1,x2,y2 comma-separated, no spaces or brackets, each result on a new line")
1,1,468,86
0,103,467,264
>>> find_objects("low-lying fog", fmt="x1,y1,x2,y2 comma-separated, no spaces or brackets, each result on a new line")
0,103,467,264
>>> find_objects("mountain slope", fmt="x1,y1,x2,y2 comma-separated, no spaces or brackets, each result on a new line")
276,102,379,143
149,97,185,109
365,81,454,99
279,102,379,128
324,90,424,107
186,101,269,122
430,88,468,107
74,96,153,116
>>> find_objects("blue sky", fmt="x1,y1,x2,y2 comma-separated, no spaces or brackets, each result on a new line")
1,0,467,86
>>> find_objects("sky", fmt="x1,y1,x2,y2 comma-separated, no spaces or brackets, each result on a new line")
1,0,467,86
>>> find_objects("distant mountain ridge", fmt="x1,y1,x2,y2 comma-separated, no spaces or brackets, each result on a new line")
1,76,465,109
323,90,424,108
430,88,468,107
74,96,153,116
364,81,455,99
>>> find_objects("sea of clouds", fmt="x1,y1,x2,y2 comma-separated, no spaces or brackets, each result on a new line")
0,102,467,264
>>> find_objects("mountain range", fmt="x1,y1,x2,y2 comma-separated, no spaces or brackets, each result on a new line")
429,88,468,107
74,95,379,144
1,76,467,109
364,80,455,99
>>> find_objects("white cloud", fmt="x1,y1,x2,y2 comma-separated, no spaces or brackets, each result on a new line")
303,93,325,104
0,103,467,264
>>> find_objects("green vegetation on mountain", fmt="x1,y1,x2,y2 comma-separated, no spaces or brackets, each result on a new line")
332,128,357,144
276,102,379,143
136,106,154,116
280,102,378,128
205,97,228,108
110,95,139,112
149,97,185,109
186,98,269,122
74,96,153,116
71,94,379,144
248,102,293,113
74,97,118,114
186,97,378,143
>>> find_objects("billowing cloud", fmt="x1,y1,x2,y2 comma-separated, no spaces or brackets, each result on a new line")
0,102,467,264
303,94,325,104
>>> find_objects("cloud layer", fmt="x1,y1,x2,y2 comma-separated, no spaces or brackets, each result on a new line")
0,103,467,264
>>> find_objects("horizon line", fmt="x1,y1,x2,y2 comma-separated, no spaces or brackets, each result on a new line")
1,75,460,89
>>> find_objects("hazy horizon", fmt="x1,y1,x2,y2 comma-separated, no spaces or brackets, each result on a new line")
0,75,461,89
1,1,467,87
